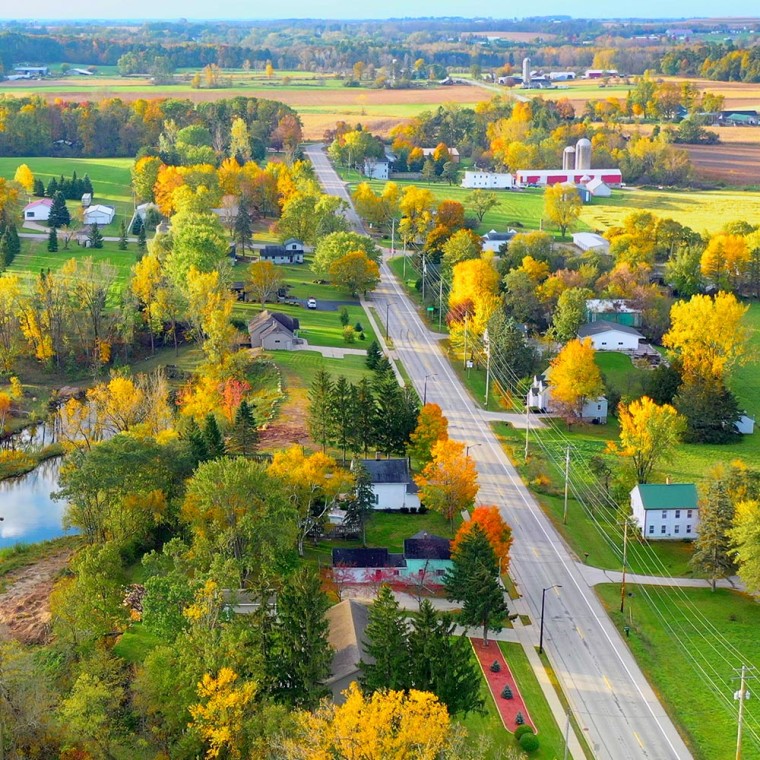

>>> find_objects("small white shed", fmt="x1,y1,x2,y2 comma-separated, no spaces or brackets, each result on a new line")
23,199,52,222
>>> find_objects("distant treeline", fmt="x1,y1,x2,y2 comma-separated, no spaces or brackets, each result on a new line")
660,43,760,82
0,96,299,158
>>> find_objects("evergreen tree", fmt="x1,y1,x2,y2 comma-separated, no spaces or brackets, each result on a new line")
137,224,147,253
346,460,375,546
374,355,393,377
0,232,9,272
339,306,350,327
360,585,412,692
233,198,253,253
271,567,332,708
46,177,58,197
227,400,258,456
183,417,209,465
353,376,377,456
82,173,94,195
6,225,19,263
488,310,535,391
445,523,507,644
70,170,79,199
366,339,382,370
33,178,45,197
48,191,70,228
373,373,417,456
202,414,226,459
308,370,335,452
118,219,128,250
691,479,736,591
331,375,357,462
408,599,483,715
47,227,58,253
131,213,144,236
675,379,741,444
87,222,104,249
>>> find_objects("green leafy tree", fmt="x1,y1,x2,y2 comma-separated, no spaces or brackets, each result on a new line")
308,370,335,452
118,219,128,250
674,379,741,444
692,479,736,591
361,585,411,692
466,190,500,223
445,523,507,644
487,310,535,391
313,231,381,277
543,183,581,238
271,567,332,708
408,600,483,715
47,226,58,253
551,287,594,343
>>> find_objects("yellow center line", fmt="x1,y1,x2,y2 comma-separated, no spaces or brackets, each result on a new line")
531,547,540,558
603,675,612,691
634,731,644,749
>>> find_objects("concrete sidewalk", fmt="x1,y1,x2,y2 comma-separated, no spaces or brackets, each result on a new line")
577,562,743,590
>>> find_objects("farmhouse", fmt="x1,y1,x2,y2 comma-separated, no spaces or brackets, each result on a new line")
461,171,515,189
248,311,301,350
421,147,460,163
325,600,370,704
572,232,610,253
23,198,52,222
630,483,699,540
83,204,115,226
481,229,516,253
260,239,305,264
355,458,420,511
585,299,642,328
527,373,608,423
403,531,452,579
363,158,390,180
577,320,644,352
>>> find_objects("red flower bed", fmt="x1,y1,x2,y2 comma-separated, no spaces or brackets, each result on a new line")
471,637,535,733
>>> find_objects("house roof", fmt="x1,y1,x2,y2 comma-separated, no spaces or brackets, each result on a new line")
586,177,609,191
359,458,412,484
261,245,301,258
24,198,53,210
84,204,114,216
332,548,406,568
282,238,304,247
572,232,609,249
586,299,639,314
325,600,372,686
482,229,515,242
248,310,299,335
578,320,644,338
404,532,451,560
633,483,698,510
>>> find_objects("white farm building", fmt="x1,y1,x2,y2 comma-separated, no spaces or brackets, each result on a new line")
461,171,515,189
577,321,644,352
572,232,610,253
23,198,52,222
631,483,699,540
83,204,115,226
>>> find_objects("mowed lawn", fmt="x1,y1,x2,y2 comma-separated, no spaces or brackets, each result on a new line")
596,584,760,760
267,350,373,388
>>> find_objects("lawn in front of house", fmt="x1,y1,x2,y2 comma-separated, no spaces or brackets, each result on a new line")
266,350,373,387
596,583,760,760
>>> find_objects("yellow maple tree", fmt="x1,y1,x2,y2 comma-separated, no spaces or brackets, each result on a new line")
408,403,449,465
700,233,749,292
548,338,604,425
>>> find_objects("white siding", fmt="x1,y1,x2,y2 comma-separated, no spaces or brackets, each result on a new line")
461,171,514,189
371,483,421,511
586,329,640,352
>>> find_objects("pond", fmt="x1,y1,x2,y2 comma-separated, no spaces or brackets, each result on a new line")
0,456,70,549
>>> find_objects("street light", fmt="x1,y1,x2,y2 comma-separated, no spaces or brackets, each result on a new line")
423,374,437,405
539,584,562,654
465,443,481,458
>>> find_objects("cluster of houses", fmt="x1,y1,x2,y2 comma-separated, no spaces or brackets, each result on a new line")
23,195,116,244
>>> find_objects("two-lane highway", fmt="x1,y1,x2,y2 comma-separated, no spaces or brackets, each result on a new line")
306,144,692,759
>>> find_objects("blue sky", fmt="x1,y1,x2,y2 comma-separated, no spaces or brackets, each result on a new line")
2,2,759,20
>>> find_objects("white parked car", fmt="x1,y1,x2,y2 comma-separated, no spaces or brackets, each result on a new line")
307,298,317,309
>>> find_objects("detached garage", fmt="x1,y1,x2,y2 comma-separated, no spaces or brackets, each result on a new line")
577,320,643,352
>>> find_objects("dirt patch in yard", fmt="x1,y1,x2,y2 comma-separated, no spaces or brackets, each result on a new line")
0,549,72,645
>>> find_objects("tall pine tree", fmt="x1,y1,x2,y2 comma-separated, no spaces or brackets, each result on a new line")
353,376,377,456
87,222,104,249
360,584,411,692
330,375,357,462
137,224,147,253
346,460,375,546
47,227,58,252
118,219,128,250
691,479,736,591
227,400,258,456
202,413,226,459
48,191,70,228
308,370,335,452
234,198,254,253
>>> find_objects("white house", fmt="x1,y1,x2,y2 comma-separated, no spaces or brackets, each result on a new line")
572,232,610,253
23,198,52,222
461,171,515,189
259,239,305,264
585,177,612,197
248,311,301,351
83,204,115,226
363,159,390,180
630,483,699,540
577,320,643,352
356,459,420,511
526,374,608,423
481,229,516,253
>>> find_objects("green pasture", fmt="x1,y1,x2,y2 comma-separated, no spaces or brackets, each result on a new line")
266,349,373,387
597,584,760,760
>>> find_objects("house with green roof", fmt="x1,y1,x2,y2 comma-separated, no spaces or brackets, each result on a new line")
630,483,699,540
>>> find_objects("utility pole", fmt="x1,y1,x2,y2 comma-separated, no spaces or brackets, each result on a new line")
385,301,390,340
391,216,395,255
562,445,570,524
438,275,443,331
484,328,491,409
421,253,427,303
735,665,754,760
463,313,468,369
620,520,629,613
524,404,530,461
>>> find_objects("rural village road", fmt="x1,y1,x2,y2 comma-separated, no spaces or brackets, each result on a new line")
306,143,694,760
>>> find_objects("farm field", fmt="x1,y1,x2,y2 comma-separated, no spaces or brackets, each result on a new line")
596,584,760,760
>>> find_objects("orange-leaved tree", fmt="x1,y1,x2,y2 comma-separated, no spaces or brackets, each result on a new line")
452,505,513,573
414,438,478,528
548,337,603,427
407,403,449,466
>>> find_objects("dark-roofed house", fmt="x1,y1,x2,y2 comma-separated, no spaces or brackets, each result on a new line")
481,229,516,253
356,458,420,511
248,310,301,351
630,483,699,540
260,239,305,264
403,531,453,579
577,320,643,353
325,600,371,703
331,547,407,585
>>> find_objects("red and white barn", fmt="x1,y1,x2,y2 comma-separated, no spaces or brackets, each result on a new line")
515,168,622,186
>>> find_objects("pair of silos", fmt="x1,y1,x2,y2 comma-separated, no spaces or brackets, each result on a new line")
562,138,592,171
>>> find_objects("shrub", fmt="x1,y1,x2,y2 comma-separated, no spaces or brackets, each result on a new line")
418,505,428,514
514,725,534,739
339,307,350,326
515,712,525,725
354,321,364,332
342,326,356,343
490,660,501,673
519,733,539,753
501,685,513,699
399,507,409,514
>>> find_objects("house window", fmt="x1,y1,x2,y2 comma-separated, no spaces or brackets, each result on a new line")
26,211,33,218
648,525,654,535
687,525,692,534
662,511,667,519
675,510,680,518
674,525,680,534
373,494,379,504
687,510,693,518
661,525,666,534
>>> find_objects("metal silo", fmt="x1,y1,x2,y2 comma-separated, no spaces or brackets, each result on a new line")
562,146,576,171
522,57,531,86
575,138,592,170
